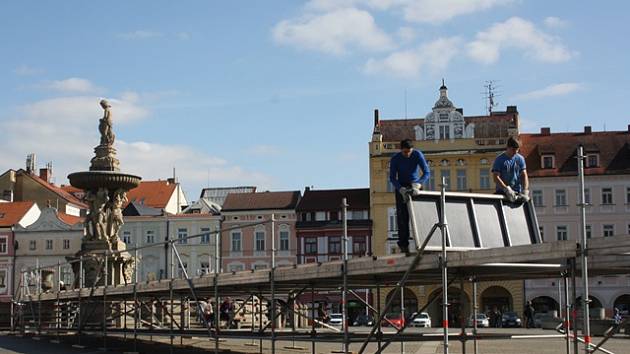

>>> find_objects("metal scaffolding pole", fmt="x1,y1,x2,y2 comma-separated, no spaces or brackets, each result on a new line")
439,176,450,354
571,259,579,354
472,278,478,354
577,145,591,353
311,284,316,354
563,271,571,354
271,213,277,354
342,198,350,354
460,276,466,354
376,282,382,353
214,228,220,354
170,279,174,354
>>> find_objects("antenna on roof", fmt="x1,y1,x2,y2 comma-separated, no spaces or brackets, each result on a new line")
482,80,501,115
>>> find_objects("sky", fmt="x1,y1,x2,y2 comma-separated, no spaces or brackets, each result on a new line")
1,1,629,201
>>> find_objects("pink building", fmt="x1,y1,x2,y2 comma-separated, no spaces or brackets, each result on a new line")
220,191,301,272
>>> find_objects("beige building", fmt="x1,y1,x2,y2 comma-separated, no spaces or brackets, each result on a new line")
13,207,83,292
369,83,524,322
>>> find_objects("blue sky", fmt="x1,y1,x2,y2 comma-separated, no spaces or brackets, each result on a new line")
1,1,629,201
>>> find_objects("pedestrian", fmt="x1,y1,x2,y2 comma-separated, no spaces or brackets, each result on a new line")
389,139,430,255
492,136,530,203
524,301,535,328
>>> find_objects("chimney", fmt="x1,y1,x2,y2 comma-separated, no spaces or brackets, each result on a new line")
39,168,52,183
540,127,551,136
506,105,518,113
167,177,175,184
584,126,592,134
305,186,311,192
456,108,463,115
374,109,380,127
627,124,630,133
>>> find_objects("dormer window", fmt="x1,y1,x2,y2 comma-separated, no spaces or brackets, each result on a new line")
440,159,449,167
586,154,599,168
456,159,465,166
541,154,555,169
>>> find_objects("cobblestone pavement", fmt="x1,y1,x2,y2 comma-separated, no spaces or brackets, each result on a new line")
1,328,629,354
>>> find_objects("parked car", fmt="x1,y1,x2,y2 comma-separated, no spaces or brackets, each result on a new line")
382,313,405,329
502,311,522,328
353,314,374,326
411,312,432,327
329,313,343,326
468,313,490,328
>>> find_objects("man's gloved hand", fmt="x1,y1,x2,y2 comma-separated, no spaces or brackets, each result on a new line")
399,187,410,202
410,183,423,196
504,186,517,202
519,189,531,202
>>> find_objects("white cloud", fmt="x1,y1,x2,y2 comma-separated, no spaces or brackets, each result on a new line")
36,77,104,94
513,82,584,101
467,17,574,64
14,65,44,76
401,0,512,24
0,90,274,193
118,30,163,40
272,8,394,55
305,0,512,24
364,37,460,78
544,16,568,29
396,26,416,43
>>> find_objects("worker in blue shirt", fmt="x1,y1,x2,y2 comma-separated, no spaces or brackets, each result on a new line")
389,139,430,255
492,136,530,203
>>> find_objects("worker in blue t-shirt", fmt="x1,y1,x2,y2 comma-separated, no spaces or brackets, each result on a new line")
492,136,530,203
389,139,430,255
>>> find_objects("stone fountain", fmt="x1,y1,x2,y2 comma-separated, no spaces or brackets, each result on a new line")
68,100,141,288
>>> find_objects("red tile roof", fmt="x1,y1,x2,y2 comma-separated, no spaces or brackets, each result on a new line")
520,129,630,177
57,212,83,225
0,201,36,227
296,188,370,211
222,191,301,211
378,112,517,142
24,171,87,208
126,180,177,209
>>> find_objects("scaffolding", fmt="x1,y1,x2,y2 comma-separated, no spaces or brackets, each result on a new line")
11,178,630,354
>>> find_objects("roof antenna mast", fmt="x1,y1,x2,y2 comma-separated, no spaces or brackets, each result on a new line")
483,80,500,115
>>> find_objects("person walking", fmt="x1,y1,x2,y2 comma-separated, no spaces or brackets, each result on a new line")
389,139,430,255
492,136,529,203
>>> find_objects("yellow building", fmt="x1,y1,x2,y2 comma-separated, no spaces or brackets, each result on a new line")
369,83,524,322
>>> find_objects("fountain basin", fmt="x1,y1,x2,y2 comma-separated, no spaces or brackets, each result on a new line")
68,170,141,191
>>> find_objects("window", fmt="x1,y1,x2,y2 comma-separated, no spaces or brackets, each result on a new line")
439,113,449,121
348,210,367,220
315,212,327,221
603,224,615,237
46,239,53,250
122,231,131,245
63,239,70,249
353,237,367,256
388,210,398,232
586,154,599,168
228,264,244,272
532,190,543,207
441,169,451,190
200,227,211,244
305,237,317,254
627,224,630,236
279,231,290,251
555,189,567,206
329,236,342,254
627,187,630,204
0,237,7,254
253,264,268,270
146,230,155,244
439,125,450,140
602,188,613,205
231,232,242,252
542,155,554,169
456,169,467,191
428,173,435,191
29,240,36,250
585,225,592,239
556,226,568,241
479,169,490,190
200,261,210,274
255,231,265,251
177,262,188,278
584,188,591,205
177,228,188,244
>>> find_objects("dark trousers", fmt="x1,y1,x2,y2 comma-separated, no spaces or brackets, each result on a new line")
395,187,410,248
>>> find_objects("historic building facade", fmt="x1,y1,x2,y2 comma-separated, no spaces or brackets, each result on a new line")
369,83,524,322
521,126,630,316
220,191,300,272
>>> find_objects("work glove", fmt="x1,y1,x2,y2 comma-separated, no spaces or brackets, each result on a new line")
398,187,411,202
410,183,423,196
503,186,517,202
519,189,530,203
